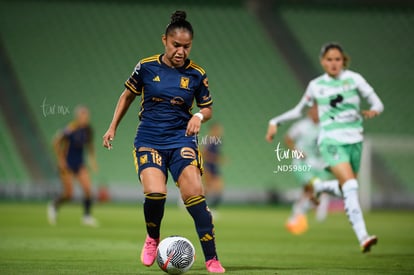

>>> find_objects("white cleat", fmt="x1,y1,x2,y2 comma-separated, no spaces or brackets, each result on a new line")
82,215,99,227
47,202,57,226
360,235,378,253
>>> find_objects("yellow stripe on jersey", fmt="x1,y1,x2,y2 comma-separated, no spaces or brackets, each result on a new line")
187,61,206,75
198,99,213,107
140,54,160,64
125,80,141,95
138,89,145,119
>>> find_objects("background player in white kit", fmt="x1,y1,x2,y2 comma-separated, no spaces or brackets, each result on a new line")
282,105,337,235
266,42,384,252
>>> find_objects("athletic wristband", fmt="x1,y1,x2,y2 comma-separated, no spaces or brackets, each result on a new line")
194,112,204,121
269,119,278,126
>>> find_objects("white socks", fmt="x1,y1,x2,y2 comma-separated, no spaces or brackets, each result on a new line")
315,193,329,222
342,179,368,243
292,197,311,217
313,179,342,197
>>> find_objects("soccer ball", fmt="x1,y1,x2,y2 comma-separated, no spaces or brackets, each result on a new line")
156,236,195,274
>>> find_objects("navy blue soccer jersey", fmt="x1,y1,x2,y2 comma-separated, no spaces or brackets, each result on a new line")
125,54,213,149
62,122,92,172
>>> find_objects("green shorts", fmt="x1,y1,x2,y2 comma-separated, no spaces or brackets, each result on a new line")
319,142,362,173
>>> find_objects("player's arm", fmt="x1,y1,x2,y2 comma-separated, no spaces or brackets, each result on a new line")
362,91,384,119
284,135,296,151
265,94,310,143
284,123,307,159
103,89,136,149
187,72,213,136
355,73,384,119
186,106,212,136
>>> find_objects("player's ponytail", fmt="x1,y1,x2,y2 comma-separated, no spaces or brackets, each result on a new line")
165,10,194,37
320,42,350,68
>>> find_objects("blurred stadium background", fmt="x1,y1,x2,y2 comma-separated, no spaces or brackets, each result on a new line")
0,0,413,209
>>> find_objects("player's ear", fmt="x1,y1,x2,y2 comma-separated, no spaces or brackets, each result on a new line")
161,34,167,47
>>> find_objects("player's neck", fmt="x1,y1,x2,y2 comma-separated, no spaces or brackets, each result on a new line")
161,54,188,69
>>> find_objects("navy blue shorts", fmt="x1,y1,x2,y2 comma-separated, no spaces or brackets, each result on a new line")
204,162,220,176
63,161,84,174
133,146,203,182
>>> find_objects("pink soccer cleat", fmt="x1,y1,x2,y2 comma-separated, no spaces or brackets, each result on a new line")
206,257,225,273
140,235,159,266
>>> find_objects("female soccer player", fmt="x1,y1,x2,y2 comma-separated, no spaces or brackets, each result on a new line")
284,105,334,235
102,11,225,273
266,42,384,253
48,106,98,227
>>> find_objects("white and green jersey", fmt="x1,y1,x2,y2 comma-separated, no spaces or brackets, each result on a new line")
270,70,384,145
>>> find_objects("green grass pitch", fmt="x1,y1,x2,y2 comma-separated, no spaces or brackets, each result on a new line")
0,202,413,274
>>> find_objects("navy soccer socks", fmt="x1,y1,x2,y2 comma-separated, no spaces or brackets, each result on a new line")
143,193,166,239
185,195,218,261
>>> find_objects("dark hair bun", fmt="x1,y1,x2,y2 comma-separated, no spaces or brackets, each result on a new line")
171,10,187,23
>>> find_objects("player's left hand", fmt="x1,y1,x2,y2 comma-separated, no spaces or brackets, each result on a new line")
265,124,278,143
362,110,380,119
186,115,202,136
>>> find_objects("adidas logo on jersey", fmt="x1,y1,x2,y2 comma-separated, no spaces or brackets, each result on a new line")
153,76,160,82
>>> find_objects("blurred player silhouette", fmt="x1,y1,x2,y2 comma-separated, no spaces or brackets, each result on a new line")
48,105,98,227
283,105,335,235
202,122,224,214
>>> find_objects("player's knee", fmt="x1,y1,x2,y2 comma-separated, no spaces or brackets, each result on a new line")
180,185,203,202
82,186,92,197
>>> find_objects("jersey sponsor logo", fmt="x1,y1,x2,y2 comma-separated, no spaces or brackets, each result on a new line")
153,75,160,82
170,96,184,106
181,147,196,159
152,97,164,102
329,94,344,108
180,77,190,90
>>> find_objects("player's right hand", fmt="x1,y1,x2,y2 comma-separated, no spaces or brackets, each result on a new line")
102,128,115,150
265,124,278,143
